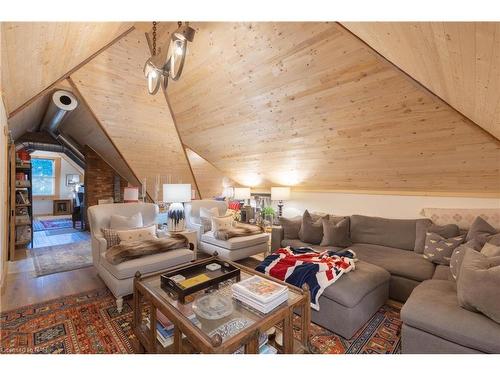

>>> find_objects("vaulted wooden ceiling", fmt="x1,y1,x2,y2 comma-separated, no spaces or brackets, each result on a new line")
342,22,500,140
2,22,499,198
165,22,500,195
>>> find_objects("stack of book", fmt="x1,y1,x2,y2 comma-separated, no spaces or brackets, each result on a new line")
145,311,201,348
231,275,289,314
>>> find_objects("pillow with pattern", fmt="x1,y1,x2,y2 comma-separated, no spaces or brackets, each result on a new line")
211,215,234,232
199,207,220,233
423,232,465,265
101,228,121,249
116,225,157,243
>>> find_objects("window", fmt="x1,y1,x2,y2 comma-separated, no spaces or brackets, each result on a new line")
32,158,56,196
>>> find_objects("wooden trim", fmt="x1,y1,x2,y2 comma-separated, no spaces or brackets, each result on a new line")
290,188,500,199
143,31,202,200
66,77,153,203
337,22,500,144
8,26,136,119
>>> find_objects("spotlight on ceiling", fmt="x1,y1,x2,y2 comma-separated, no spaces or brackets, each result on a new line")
143,21,195,95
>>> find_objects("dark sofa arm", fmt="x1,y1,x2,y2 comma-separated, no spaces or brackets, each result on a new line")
271,226,284,252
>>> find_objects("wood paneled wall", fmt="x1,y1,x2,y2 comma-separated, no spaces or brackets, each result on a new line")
71,29,197,200
163,22,499,196
342,22,500,140
1,22,132,115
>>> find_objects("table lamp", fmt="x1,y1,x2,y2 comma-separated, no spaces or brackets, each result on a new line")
163,183,191,232
123,187,139,203
271,187,291,218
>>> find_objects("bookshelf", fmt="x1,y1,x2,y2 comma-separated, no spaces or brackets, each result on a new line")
9,145,33,259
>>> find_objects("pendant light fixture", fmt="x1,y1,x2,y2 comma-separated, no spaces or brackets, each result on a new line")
143,21,195,95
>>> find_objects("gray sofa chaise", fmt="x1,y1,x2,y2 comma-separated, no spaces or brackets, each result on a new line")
271,213,500,352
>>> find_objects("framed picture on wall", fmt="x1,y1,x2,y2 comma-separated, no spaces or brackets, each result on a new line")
66,174,80,186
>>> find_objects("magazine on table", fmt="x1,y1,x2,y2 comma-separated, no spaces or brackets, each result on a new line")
231,275,288,304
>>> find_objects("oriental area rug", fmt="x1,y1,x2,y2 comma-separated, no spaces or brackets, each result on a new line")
0,288,401,354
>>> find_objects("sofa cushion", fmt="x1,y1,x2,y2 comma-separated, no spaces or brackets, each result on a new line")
466,216,498,248
201,231,268,250
100,248,193,280
449,244,476,281
321,261,390,308
298,210,327,244
481,242,500,257
414,220,459,254
349,215,418,251
423,232,465,266
401,279,500,353
348,243,435,281
432,265,452,280
320,216,351,248
279,216,302,239
456,248,500,323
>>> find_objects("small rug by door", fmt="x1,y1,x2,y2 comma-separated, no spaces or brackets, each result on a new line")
33,217,73,232
31,241,92,277
0,288,402,354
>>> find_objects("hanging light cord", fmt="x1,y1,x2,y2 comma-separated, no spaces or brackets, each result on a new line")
152,21,157,56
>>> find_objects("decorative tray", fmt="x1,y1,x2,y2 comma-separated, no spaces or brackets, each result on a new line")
160,258,241,303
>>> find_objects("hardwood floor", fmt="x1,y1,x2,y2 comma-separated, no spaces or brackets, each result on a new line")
1,229,97,312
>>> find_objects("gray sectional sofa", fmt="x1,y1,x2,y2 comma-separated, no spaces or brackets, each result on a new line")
271,213,500,353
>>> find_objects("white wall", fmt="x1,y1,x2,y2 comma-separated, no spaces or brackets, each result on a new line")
1,96,8,287
32,151,83,216
282,191,500,219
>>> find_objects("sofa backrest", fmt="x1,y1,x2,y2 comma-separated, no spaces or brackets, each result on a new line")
87,202,158,238
185,199,228,226
350,214,423,251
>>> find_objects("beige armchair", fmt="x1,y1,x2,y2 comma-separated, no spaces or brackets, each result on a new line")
87,202,194,312
185,199,269,261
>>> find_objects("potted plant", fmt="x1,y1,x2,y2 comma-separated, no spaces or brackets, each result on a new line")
261,206,276,227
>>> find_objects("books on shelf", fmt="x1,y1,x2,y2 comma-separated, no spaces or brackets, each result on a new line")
16,190,30,205
231,275,289,314
146,311,201,348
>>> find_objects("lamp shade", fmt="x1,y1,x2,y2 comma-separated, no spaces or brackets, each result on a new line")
123,187,139,202
163,184,192,203
233,187,251,200
271,187,291,201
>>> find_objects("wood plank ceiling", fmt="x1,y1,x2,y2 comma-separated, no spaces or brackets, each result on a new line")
342,22,500,141
163,22,500,196
71,29,198,199
1,22,133,115
185,147,236,199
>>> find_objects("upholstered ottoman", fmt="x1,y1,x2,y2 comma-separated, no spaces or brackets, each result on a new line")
310,261,390,339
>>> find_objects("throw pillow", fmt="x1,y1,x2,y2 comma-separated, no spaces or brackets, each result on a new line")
414,220,459,254
279,216,302,239
481,242,500,257
211,215,233,232
423,232,465,265
456,248,500,323
199,207,220,233
465,216,498,249
116,225,157,243
449,243,476,281
101,228,121,249
110,212,143,230
320,217,351,247
298,210,328,245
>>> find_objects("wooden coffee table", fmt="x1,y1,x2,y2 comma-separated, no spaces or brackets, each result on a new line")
132,256,310,354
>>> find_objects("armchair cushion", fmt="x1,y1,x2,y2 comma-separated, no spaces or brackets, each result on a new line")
110,212,143,230
101,228,120,249
201,231,268,250
116,225,157,242
100,248,194,280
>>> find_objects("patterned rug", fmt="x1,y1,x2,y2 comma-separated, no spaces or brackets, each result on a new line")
31,241,92,277
0,288,401,354
33,217,73,232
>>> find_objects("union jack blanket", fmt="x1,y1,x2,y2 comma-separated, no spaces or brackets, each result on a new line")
255,247,356,310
